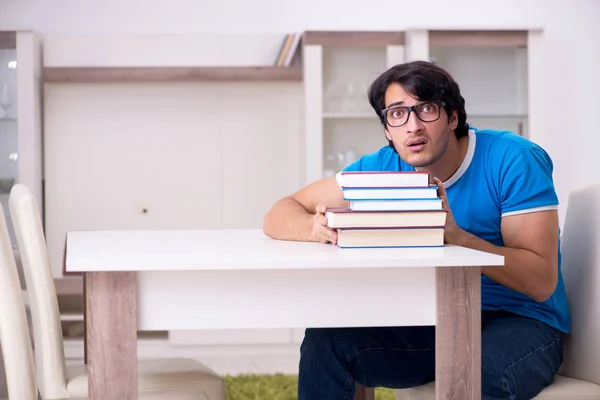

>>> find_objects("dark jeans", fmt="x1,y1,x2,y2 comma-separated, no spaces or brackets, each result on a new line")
298,311,564,400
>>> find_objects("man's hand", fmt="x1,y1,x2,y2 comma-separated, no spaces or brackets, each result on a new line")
312,204,338,244
262,177,347,242
433,177,466,245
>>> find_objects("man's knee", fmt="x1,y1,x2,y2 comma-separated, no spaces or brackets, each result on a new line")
482,365,553,400
482,367,513,399
301,328,338,356
300,328,357,365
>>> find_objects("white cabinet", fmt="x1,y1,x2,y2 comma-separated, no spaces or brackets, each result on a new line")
301,29,537,185
42,34,305,278
0,31,43,245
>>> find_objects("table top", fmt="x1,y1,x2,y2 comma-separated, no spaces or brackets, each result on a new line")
65,228,504,272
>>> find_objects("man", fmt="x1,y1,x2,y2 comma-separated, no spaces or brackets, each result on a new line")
263,61,569,400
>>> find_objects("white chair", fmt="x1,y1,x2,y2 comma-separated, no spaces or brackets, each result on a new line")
396,183,600,400
0,202,216,400
0,236,35,398
8,184,226,400
0,202,37,399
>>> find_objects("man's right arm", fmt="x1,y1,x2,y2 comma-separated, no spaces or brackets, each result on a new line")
262,176,348,243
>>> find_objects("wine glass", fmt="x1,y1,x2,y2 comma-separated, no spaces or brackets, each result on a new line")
341,83,356,113
0,83,12,113
324,82,342,113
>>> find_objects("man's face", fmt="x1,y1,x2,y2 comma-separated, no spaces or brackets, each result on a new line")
383,83,457,168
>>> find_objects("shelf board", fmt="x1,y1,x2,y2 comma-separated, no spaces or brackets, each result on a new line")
303,31,405,47
323,112,378,119
44,66,303,83
0,31,16,49
0,117,18,122
429,30,528,47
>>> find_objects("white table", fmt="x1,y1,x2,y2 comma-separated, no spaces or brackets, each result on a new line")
65,229,504,400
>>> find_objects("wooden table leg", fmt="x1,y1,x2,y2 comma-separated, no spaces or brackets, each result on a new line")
435,267,481,400
83,273,87,365
355,383,375,400
86,271,138,400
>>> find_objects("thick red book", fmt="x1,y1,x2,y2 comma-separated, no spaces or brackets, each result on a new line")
325,207,447,229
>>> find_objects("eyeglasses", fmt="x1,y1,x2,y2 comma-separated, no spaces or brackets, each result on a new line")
382,101,446,128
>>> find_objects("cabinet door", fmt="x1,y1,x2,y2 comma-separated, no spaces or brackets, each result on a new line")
44,83,225,277
0,33,18,245
0,31,43,246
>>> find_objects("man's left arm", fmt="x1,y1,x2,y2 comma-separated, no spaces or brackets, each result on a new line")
434,143,560,303
452,209,559,302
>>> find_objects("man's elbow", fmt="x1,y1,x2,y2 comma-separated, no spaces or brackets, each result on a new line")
262,212,275,238
531,288,554,303
531,267,558,303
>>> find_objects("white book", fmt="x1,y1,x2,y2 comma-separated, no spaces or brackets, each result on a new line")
339,171,430,188
343,186,438,200
349,199,443,211
337,228,444,248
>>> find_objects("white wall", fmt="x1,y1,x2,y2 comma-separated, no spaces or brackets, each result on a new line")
0,0,547,34
1,0,599,223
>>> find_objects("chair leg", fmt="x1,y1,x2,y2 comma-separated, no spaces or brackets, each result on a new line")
355,383,376,400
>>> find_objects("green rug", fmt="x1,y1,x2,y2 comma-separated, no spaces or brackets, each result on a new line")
224,374,396,400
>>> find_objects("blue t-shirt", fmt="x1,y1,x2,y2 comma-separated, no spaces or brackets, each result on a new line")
340,128,570,333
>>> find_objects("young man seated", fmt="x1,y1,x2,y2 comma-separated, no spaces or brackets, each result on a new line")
263,61,570,400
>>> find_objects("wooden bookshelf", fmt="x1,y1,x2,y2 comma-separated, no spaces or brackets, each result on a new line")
0,31,17,49
44,66,303,83
429,30,528,47
303,31,405,47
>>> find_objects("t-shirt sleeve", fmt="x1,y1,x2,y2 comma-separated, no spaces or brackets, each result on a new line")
335,153,381,186
343,153,383,171
500,146,559,217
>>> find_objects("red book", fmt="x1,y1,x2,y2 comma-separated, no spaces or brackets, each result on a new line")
325,207,447,229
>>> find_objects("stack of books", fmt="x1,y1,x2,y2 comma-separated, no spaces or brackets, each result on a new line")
327,171,446,248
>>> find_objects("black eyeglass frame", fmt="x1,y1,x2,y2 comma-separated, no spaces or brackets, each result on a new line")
381,101,447,128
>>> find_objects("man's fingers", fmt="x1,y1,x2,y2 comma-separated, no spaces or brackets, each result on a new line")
316,225,338,244
315,204,327,214
327,227,338,243
433,177,445,194
439,196,450,211
313,205,337,244
314,213,328,226
433,177,450,210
